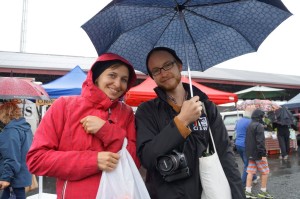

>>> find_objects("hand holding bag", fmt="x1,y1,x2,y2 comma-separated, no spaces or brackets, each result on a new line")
199,105,232,199
96,138,151,199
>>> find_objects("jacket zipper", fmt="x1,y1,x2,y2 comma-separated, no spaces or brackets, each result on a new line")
61,180,68,199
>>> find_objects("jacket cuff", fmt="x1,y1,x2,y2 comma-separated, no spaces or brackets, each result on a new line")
174,116,191,139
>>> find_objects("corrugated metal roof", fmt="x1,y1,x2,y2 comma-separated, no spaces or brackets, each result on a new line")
182,68,300,88
1,51,300,88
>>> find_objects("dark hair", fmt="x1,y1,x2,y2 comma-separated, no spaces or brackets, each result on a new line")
146,47,183,78
92,60,133,83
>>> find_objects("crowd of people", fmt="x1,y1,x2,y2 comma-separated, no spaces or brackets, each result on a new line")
1,47,298,199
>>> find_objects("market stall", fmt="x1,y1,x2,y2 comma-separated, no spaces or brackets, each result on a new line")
265,131,298,155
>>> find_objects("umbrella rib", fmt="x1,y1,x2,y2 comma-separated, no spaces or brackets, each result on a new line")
181,15,204,71
186,0,241,7
108,7,175,52
153,12,178,47
185,0,257,50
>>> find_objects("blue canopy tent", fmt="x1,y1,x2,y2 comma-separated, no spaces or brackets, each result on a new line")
42,66,87,99
283,93,300,109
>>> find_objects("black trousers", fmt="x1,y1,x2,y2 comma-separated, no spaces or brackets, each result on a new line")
0,187,25,199
278,133,290,157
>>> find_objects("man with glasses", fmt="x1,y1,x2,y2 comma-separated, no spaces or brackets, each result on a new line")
135,47,245,199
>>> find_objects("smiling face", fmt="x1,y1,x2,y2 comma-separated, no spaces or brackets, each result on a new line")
94,64,130,100
147,50,182,92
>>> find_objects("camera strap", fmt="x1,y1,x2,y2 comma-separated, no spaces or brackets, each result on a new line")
202,103,217,155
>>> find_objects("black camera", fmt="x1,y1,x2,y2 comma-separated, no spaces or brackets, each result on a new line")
156,150,190,182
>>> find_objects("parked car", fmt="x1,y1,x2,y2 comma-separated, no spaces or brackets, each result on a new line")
220,110,245,139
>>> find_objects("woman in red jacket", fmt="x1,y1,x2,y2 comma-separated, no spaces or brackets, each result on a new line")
26,53,139,199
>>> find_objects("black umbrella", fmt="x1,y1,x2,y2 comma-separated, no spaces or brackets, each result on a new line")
268,107,294,126
81,0,292,74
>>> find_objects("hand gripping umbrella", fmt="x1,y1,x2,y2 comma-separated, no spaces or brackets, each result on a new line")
82,0,292,96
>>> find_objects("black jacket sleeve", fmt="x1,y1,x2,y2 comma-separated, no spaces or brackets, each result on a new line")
135,100,185,170
255,124,267,158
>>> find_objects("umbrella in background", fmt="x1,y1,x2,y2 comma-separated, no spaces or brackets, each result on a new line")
237,99,281,112
235,85,285,100
0,77,49,100
82,0,291,75
267,106,294,125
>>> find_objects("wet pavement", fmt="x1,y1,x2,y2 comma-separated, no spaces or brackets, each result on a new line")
25,149,300,199
236,149,300,199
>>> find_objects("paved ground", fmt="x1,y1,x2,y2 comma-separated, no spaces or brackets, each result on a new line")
246,149,300,199
23,148,300,198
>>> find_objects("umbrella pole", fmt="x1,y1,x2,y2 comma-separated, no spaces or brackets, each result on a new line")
178,11,193,97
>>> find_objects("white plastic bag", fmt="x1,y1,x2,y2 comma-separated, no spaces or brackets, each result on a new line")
96,138,150,199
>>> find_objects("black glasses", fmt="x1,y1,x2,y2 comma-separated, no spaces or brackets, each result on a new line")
151,60,177,76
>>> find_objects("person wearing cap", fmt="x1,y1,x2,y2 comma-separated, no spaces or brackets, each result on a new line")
26,53,139,199
135,47,245,199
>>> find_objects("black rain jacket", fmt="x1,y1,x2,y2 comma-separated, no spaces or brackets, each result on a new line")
135,83,245,199
245,109,267,160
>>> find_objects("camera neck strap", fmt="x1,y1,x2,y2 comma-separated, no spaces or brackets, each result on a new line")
202,103,217,154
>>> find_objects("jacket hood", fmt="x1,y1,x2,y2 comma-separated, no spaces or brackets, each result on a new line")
81,53,137,108
251,109,265,122
4,117,31,132
90,53,136,89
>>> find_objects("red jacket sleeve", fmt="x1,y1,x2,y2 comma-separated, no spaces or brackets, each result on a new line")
94,104,140,167
26,98,100,181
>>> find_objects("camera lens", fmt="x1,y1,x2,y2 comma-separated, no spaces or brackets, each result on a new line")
157,156,173,172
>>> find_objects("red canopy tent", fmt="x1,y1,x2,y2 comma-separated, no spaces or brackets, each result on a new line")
124,76,238,106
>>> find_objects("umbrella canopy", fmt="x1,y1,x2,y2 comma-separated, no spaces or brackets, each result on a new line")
235,85,285,100
267,107,294,126
283,93,300,109
82,0,291,74
0,77,49,100
237,99,281,112
124,76,238,106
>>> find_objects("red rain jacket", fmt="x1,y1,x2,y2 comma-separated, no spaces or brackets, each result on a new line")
26,53,139,199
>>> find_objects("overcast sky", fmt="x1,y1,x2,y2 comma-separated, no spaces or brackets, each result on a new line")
0,0,299,76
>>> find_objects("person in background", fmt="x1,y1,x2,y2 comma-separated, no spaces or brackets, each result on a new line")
273,122,290,160
235,105,259,187
245,109,273,199
26,53,139,199
0,102,33,199
135,47,245,199
297,132,300,155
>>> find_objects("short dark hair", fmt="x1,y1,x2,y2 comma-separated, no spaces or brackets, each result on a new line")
146,47,183,78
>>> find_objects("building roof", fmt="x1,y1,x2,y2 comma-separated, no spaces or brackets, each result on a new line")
1,51,300,89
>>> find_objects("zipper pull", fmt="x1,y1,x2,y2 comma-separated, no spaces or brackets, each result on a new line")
108,108,113,123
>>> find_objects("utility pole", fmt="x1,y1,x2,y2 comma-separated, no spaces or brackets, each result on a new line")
20,0,28,52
